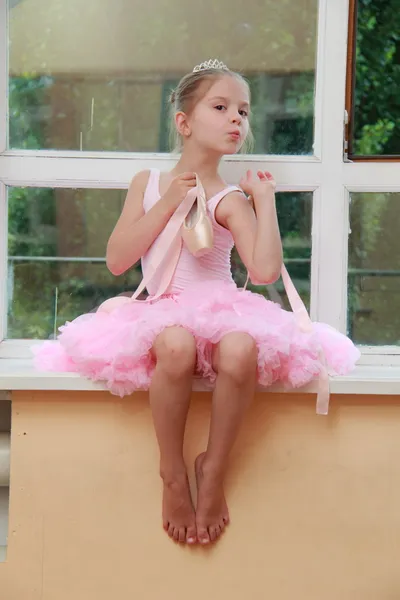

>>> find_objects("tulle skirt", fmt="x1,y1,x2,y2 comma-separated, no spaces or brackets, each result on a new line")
33,281,360,397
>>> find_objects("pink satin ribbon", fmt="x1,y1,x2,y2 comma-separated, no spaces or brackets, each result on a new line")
106,183,330,414
130,186,199,302
281,265,330,415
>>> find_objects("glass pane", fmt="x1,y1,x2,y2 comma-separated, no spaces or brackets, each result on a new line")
351,0,400,157
7,187,138,339
8,0,318,155
7,188,312,340
232,192,312,310
348,192,400,345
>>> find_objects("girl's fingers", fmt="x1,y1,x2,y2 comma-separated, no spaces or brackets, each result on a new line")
257,171,277,181
257,170,274,179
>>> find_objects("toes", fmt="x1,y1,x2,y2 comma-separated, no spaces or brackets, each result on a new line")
166,523,196,544
209,526,218,543
219,519,225,531
215,525,222,538
168,524,175,538
186,526,197,545
197,526,210,545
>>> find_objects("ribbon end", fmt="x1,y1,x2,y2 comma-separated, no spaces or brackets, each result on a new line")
316,370,330,416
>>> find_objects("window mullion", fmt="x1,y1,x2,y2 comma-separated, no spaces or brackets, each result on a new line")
315,0,350,331
315,182,349,332
0,0,7,153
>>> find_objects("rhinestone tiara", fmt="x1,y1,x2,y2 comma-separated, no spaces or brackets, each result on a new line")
193,59,229,73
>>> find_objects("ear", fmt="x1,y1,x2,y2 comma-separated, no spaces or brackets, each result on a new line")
175,111,191,137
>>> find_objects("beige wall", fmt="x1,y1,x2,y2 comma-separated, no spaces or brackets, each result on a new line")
1,390,400,599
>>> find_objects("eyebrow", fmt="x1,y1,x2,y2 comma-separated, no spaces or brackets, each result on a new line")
208,96,250,108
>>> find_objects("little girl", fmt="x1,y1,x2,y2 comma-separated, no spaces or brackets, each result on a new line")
35,59,360,546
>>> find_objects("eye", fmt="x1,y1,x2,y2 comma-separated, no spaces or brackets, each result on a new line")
239,109,249,117
215,105,226,111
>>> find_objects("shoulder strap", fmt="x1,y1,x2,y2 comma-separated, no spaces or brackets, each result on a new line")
207,185,243,219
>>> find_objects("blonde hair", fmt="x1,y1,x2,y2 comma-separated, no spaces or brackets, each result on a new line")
168,66,254,153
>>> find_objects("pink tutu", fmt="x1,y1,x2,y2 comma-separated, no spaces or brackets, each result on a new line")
33,281,360,397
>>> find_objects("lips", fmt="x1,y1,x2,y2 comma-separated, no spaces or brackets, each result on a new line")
228,131,241,140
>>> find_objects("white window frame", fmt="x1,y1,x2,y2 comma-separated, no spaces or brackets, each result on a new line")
0,0,399,371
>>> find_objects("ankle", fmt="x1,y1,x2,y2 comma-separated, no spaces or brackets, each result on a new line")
199,454,226,481
160,463,187,484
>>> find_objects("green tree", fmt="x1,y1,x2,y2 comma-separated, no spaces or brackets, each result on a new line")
354,0,400,155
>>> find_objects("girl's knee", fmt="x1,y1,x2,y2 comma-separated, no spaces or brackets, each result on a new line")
153,327,196,377
216,333,258,382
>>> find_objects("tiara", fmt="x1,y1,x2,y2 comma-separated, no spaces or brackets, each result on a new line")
193,59,229,73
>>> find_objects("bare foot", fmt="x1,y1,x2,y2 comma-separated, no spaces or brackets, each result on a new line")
195,453,230,545
162,472,197,544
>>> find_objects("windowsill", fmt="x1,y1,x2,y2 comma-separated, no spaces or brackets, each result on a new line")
0,359,400,396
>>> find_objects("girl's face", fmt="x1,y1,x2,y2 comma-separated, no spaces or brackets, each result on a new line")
183,75,250,155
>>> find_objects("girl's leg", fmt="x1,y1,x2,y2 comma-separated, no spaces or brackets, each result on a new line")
150,327,197,544
195,332,258,544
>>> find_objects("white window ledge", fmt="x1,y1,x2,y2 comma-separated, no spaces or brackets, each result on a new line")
0,359,400,396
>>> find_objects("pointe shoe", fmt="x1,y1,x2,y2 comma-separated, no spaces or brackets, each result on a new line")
181,175,214,258
97,295,131,313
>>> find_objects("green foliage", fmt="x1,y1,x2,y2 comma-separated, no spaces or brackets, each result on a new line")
347,0,400,344
9,76,50,150
8,187,56,256
356,119,395,155
354,0,400,155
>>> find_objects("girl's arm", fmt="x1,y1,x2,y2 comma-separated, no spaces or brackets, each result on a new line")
216,171,283,284
106,170,196,276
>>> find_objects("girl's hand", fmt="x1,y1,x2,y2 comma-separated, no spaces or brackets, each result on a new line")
162,172,197,210
239,170,276,198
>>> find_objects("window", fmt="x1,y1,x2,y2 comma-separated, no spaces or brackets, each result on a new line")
7,187,132,339
345,0,400,160
8,0,318,155
1,0,400,369
348,192,400,345
7,188,312,339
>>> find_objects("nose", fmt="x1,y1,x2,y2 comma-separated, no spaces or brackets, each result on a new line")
230,110,242,125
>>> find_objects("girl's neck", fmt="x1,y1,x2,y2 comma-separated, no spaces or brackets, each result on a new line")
171,145,223,183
